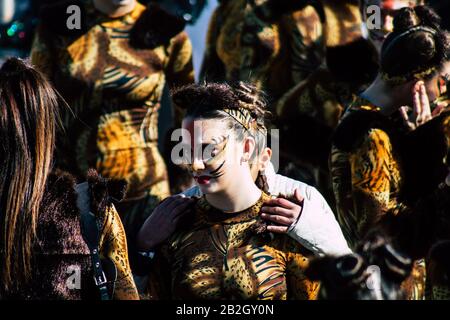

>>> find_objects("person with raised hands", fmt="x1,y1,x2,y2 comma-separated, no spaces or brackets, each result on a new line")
330,5,450,299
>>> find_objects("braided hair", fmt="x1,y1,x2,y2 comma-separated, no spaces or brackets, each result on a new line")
171,81,272,192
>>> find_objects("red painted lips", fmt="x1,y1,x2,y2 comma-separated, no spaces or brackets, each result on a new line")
195,176,211,185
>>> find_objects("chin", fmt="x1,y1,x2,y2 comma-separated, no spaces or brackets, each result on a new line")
197,181,221,195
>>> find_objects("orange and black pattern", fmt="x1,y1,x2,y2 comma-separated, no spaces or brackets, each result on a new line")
330,97,428,300
330,98,396,245
156,192,319,300
276,69,350,132
331,98,402,247
30,2,194,206
99,205,140,300
200,0,324,106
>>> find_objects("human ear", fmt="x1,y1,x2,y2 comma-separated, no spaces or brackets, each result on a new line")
258,147,272,170
242,136,256,163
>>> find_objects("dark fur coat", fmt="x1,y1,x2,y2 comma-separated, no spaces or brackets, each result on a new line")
2,169,126,300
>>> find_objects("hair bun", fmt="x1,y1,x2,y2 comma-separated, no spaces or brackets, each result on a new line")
393,6,441,33
381,6,449,81
171,85,208,110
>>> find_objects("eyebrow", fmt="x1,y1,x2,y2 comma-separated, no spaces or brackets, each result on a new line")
211,136,228,144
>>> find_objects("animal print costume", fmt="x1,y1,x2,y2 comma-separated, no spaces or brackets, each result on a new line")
0,170,139,300
329,97,449,300
30,1,194,232
330,97,403,247
153,191,319,300
200,0,324,105
274,1,375,204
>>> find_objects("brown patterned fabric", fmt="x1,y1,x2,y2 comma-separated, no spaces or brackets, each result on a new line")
152,192,319,300
30,1,194,217
331,104,450,300
330,97,402,247
330,97,430,300
0,170,139,300
426,240,450,300
200,0,324,105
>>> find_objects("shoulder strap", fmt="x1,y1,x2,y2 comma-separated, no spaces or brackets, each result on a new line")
75,182,111,300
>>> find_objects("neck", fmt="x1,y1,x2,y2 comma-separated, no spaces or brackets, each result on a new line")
205,179,262,213
361,75,401,116
93,0,136,18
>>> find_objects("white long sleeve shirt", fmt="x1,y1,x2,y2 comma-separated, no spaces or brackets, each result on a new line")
183,162,352,257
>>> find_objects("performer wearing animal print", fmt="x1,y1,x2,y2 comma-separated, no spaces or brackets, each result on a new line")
148,82,319,300
200,0,324,108
30,0,194,240
330,6,450,299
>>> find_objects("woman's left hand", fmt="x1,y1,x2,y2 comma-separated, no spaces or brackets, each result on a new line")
260,189,304,233
400,81,446,130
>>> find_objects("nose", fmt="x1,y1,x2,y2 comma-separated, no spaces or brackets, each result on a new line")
191,156,205,172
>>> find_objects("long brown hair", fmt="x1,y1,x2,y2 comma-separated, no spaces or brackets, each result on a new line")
0,58,62,290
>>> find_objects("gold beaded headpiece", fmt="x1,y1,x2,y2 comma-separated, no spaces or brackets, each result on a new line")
381,25,439,85
222,105,266,134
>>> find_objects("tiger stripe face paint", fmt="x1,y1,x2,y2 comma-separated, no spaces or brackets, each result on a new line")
181,117,255,194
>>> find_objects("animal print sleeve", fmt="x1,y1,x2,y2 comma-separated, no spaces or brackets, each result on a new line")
281,5,323,84
285,240,320,300
349,129,400,238
100,205,140,300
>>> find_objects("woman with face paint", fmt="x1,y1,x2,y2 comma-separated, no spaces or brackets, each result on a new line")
134,83,351,296
136,109,351,260
140,82,320,300
331,6,450,299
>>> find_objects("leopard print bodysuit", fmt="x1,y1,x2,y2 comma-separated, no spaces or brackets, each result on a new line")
155,192,319,300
